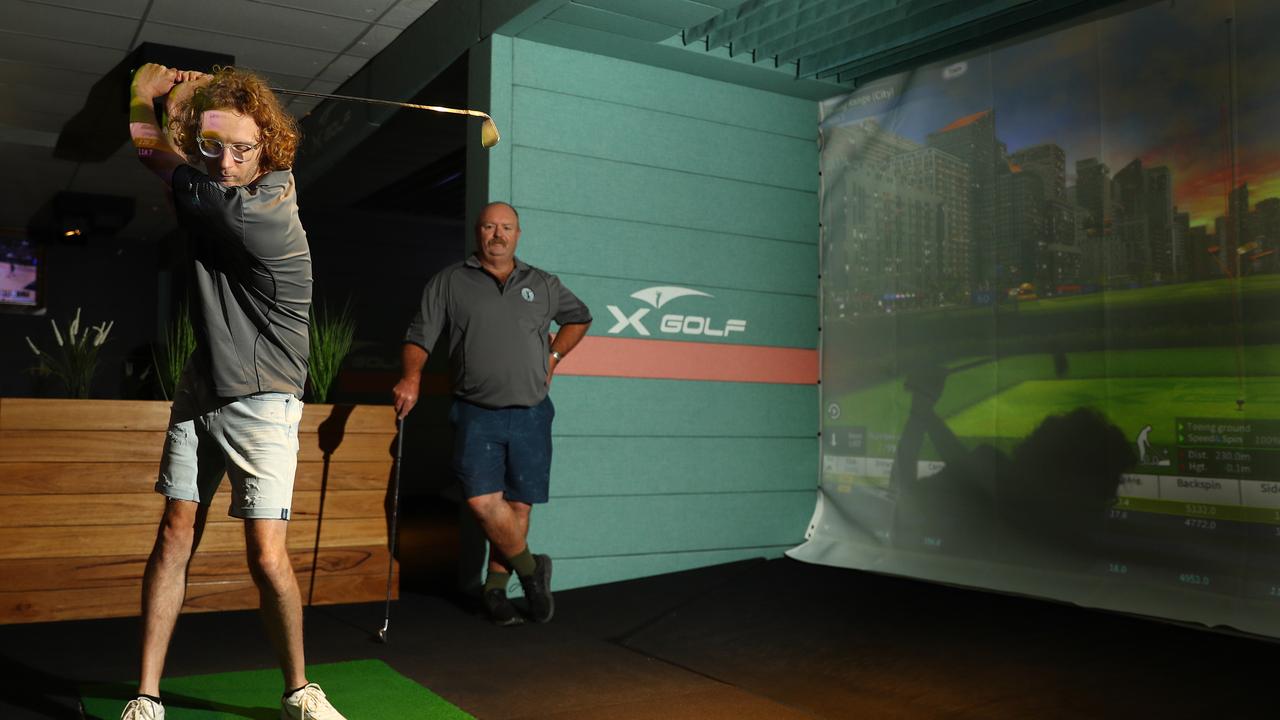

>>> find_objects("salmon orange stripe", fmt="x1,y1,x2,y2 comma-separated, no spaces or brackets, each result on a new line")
555,336,817,385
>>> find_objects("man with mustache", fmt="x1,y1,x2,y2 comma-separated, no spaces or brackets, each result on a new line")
393,202,592,625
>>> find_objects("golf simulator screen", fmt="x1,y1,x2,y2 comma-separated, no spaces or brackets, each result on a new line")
791,0,1280,637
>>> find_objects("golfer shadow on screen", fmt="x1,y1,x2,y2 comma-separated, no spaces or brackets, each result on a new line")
888,365,1136,562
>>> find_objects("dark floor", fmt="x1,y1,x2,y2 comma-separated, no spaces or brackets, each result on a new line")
1,558,1274,719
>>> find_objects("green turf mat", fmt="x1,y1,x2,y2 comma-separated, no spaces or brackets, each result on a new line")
79,659,474,719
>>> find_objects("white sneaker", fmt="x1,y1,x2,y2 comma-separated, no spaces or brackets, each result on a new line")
120,697,164,719
281,683,348,720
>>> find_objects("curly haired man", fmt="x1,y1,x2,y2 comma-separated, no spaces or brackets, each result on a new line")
122,64,346,720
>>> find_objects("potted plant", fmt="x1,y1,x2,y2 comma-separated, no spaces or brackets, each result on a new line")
307,299,356,403
152,300,196,400
24,307,113,398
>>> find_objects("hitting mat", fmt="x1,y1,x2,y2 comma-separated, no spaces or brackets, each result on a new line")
78,659,473,719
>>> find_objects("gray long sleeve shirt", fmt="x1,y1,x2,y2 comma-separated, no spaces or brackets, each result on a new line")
172,165,312,398
405,255,592,409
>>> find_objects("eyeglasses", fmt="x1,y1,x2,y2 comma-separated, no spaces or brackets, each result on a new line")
196,136,262,163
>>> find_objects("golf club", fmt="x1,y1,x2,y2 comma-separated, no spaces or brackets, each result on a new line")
377,415,406,643
271,87,501,148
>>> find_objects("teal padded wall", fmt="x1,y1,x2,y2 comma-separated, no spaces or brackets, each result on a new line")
470,35,819,590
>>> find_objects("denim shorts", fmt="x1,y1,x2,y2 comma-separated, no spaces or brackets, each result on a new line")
450,396,554,504
155,369,303,520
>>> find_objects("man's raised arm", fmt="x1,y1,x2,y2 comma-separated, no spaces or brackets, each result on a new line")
129,63,204,184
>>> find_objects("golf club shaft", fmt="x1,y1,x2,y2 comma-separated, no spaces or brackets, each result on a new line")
381,415,405,639
270,87,491,120
270,86,500,148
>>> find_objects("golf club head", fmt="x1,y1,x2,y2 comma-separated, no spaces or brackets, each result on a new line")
481,118,500,148
377,626,389,643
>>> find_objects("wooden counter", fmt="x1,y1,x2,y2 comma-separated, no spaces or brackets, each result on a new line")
0,398,400,624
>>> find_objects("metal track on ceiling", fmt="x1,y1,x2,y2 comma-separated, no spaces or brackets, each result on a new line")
683,0,1131,86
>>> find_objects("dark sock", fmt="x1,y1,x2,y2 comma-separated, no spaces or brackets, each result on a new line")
510,547,536,577
484,571,511,593
138,694,162,705
283,685,308,699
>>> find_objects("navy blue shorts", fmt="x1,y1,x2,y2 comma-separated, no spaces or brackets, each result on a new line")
449,396,555,504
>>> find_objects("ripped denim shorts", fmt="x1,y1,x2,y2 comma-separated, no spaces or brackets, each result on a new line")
155,369,303,520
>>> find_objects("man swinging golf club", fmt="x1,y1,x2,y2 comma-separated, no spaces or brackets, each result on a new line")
393,202,591,626
122,63,347,720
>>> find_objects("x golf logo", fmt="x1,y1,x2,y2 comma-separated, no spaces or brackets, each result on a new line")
606,286,747,338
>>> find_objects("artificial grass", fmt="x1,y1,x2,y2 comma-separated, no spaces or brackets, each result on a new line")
825,345,1279,457
79,659,473,719
945,376,1278,447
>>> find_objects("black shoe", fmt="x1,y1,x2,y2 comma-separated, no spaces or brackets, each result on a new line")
482,588,524,626
520,554,554,623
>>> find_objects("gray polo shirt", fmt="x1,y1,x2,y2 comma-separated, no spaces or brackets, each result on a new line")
405,255,592,409
172,165,312,399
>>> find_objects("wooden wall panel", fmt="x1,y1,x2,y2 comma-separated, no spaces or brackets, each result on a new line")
0,490,387,527
0,517,390,560
0,398,172,430
0,430,166,463
0,546,394,593
0,429,394,463
0,461,393,494
298,404,398,434
0,399,396,434
0,398,400,624
0,572,397,624
294,461,393,491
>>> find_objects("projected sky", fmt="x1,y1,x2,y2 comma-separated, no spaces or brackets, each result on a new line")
823,0,1277,228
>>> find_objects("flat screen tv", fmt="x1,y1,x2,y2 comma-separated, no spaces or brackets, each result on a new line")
0,234,42,311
